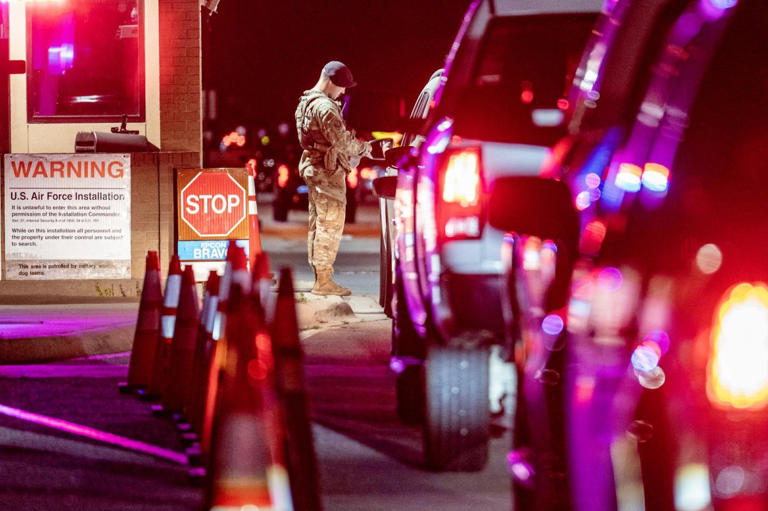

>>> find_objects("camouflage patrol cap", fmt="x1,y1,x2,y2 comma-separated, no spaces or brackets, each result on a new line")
323,61,357,88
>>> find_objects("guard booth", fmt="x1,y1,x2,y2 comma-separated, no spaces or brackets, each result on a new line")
0,0,205,302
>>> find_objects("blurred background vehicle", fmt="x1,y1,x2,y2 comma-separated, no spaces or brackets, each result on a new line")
502,0,767,509
376,0,602,472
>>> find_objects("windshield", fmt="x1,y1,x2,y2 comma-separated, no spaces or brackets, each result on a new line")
452,13,596,145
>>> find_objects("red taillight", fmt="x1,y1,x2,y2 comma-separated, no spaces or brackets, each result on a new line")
437,148,483,241
347,167,359,189
707,282,768,410
277,164,289,188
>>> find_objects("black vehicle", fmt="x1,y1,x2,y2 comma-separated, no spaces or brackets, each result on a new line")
492,0,768,509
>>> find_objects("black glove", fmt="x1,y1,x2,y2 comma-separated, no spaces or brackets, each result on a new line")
369,138,394,160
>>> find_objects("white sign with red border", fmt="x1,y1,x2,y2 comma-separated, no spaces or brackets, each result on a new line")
4,153,131,280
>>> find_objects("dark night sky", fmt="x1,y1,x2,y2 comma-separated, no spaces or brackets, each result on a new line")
207,0,471,133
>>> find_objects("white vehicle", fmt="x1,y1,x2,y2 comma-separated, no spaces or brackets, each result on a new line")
375,0,603,471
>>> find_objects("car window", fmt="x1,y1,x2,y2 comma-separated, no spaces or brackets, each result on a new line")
452,13,596,145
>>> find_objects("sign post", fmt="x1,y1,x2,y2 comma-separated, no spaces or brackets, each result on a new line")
176,168,249,280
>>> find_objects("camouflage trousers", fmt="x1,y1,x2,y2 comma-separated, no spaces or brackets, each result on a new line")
307,187,346,273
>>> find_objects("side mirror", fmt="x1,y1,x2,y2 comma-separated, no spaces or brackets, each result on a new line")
385,146,417,169
488,177,579,255
372,175,397,199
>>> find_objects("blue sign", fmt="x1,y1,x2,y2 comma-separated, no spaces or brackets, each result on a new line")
177,239,249,261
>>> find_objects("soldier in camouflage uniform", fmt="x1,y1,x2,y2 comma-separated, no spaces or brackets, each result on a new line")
295,61,372,296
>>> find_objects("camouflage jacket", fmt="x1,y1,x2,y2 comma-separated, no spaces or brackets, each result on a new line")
295,89,371,202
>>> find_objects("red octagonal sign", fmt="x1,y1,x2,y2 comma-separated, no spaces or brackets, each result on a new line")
180,171,247,237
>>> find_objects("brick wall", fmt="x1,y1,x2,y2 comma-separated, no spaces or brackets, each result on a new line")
159,0,203,159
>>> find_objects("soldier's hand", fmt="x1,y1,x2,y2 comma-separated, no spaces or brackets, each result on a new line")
369,138,394,160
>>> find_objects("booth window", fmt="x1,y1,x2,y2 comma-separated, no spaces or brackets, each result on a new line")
26,0,144,122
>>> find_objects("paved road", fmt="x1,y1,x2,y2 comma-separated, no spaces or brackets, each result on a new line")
0,321,511,511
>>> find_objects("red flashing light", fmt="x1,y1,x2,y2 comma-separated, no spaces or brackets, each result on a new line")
359,167,377,181
277,164,289,188
521,90,534,104
347,168,359,189
222,131,246,148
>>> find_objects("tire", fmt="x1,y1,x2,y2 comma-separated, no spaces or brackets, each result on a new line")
423,344,490,471
345,198,357,224
273,196,289,222
392,264,425,424
378,217,394,317
395,364,424,424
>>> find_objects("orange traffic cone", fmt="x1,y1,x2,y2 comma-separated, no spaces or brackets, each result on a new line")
164,265,200,415
205,277,292,511
119,250,162,394
140,254,182,403
188,271,220,436
252,252,274,318
270,267,322,511
199,245,249,458
247,163,262,270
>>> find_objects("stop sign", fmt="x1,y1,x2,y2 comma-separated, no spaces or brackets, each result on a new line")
180,171,247,237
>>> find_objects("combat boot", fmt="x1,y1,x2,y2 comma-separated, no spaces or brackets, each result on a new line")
311,269,351,296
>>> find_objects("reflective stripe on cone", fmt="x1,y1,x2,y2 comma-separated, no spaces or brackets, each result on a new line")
164,265,200,414
147,254,182,399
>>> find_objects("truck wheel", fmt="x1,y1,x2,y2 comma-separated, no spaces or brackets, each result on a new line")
396,364,423,424
423,344,490,471
392,264,425,424
273,197,288,222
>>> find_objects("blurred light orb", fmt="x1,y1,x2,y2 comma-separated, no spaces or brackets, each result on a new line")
585,172,601,189
575,190,591,210
542,314,565,336
696,243,722,274
709,0,738,9
631,343,660,372
714,465,746,497
597,267,623,292
637,365,666,389
675,463,712,511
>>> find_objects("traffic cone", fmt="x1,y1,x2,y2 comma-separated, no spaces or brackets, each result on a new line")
205,278,292,511
247,163,262,271
140,254,182,403
270,267,321,511
163,265,200,416
188,271,220,437
252,251,274,318
199,245,249,458
119,251,162,394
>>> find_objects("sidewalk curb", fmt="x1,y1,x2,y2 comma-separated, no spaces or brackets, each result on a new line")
0,293,386,364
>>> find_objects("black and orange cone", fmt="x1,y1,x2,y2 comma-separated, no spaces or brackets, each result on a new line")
140,254,182,403
164,265,200,416
119,250,162,394
270,267,322,511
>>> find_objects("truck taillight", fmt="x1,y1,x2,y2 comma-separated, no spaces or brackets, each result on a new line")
437,147,483,241
707,282,768,410
277,164,289,188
